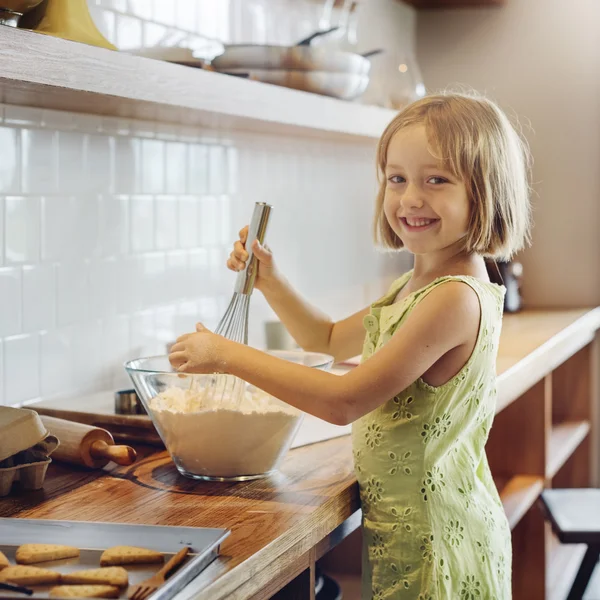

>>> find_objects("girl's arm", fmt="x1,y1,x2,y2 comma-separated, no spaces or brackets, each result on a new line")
229,230,367,361
171,281,481,425
259,273,369,362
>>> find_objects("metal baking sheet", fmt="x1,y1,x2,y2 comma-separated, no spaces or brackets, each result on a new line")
0,518,229,600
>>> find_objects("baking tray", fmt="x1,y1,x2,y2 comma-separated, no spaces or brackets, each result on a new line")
0,518,229,600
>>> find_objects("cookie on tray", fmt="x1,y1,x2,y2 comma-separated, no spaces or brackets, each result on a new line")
62,567,128,588
0,564,61,585
0,550,8,570
16,543,80,564
100,545,163,566
49,584,120,598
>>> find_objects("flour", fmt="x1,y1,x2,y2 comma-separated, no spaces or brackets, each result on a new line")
149,378,302,479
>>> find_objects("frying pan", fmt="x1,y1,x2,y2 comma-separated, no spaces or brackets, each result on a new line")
212,29,382,76
222,68,370,100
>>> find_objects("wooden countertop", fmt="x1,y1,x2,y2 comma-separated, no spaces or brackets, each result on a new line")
1,308,599,600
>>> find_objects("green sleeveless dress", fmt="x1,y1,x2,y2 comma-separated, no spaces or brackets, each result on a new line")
352,271,511,600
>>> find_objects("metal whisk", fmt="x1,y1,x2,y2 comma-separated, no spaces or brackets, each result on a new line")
210,202,272,405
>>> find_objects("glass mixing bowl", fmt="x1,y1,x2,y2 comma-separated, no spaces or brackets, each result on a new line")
125,350,334,482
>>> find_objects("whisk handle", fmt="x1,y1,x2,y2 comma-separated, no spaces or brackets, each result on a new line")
235,202,272,295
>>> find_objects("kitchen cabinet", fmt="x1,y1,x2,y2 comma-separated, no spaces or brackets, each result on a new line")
1,308,598,600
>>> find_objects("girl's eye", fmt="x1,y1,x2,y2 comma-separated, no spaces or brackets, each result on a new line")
388,176,405,184
428,176,448,185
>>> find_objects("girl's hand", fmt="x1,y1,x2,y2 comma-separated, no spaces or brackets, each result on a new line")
226,225,278,291
168,323,226,374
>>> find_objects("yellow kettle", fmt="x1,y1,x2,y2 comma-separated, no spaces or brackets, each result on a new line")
19,0,116,50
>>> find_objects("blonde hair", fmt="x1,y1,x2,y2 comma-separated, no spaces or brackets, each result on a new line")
374,92,532,261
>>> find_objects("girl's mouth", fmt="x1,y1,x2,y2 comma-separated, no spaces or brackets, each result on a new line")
400,217,440,232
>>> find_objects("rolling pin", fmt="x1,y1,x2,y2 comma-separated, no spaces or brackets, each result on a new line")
39,415,137,469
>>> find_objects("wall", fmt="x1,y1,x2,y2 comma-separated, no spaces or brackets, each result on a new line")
416,0,600,308
0,0,415,407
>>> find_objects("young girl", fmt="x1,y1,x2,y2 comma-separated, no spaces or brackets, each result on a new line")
169,92,532,599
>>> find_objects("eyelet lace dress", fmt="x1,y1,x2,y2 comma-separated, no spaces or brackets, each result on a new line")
352,271,511,600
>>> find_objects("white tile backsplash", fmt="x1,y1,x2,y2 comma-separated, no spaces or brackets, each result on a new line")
0,267,22,338
0,94,410,406
5,196,41,264
4,334,40,405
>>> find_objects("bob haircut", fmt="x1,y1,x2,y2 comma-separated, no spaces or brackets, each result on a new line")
374,92,532,261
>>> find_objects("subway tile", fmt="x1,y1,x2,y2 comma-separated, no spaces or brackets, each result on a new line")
129,119,156,138
56,261,89,326
208,145,227,194
42,196,100,261
0,196,4,266
0,340,3,405
227,146,238,194
89,5,116,44
58,131,87,194
88,258,118,319
103,315,132,389
130,195,155,252
155,195,178,250
115,13,143,50
23,265,55,332
128,0,154,20
188,248,209,297
176,0,197,31
165,142,188,194
0,267,21,337
4,106,43,127
178,196,199,248
155,305,177,345
188,144,208,194
130,309,157,355
4,334,40,404
40,328,73,398
114,137,141,193
99,194,129,256
5,196,41,264
71,320,104,390
85,134,114,194
199,195,219,246
0,127,21,193
141,139,165,194
154,0,176,26
166,251,189,302
22,129,58,194
143,21,168,46
42,108,77,131
140,252,166,307
116,256,142,314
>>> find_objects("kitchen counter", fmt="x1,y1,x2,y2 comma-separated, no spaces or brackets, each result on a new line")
1,308,599,600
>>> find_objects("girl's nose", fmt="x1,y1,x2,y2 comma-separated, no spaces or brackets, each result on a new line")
400,183,424,209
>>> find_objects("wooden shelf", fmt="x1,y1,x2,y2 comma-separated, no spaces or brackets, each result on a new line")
401,0,505,8
496,475,544,530
547,535,587,600
547,421,591,479
0,26,396,141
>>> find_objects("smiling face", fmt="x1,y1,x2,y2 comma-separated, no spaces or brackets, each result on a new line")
383,125,471,256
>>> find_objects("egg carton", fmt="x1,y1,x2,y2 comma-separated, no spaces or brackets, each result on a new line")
0,434,59,497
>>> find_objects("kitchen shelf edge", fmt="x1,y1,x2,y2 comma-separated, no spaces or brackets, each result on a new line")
0,26,396,141
547,421,591,479
497,475,544,531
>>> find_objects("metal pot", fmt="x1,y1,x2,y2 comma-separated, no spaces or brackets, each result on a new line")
222,68,369,101
212,45,376,76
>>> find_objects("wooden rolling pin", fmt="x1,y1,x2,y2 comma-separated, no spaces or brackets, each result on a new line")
39,415,137,469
